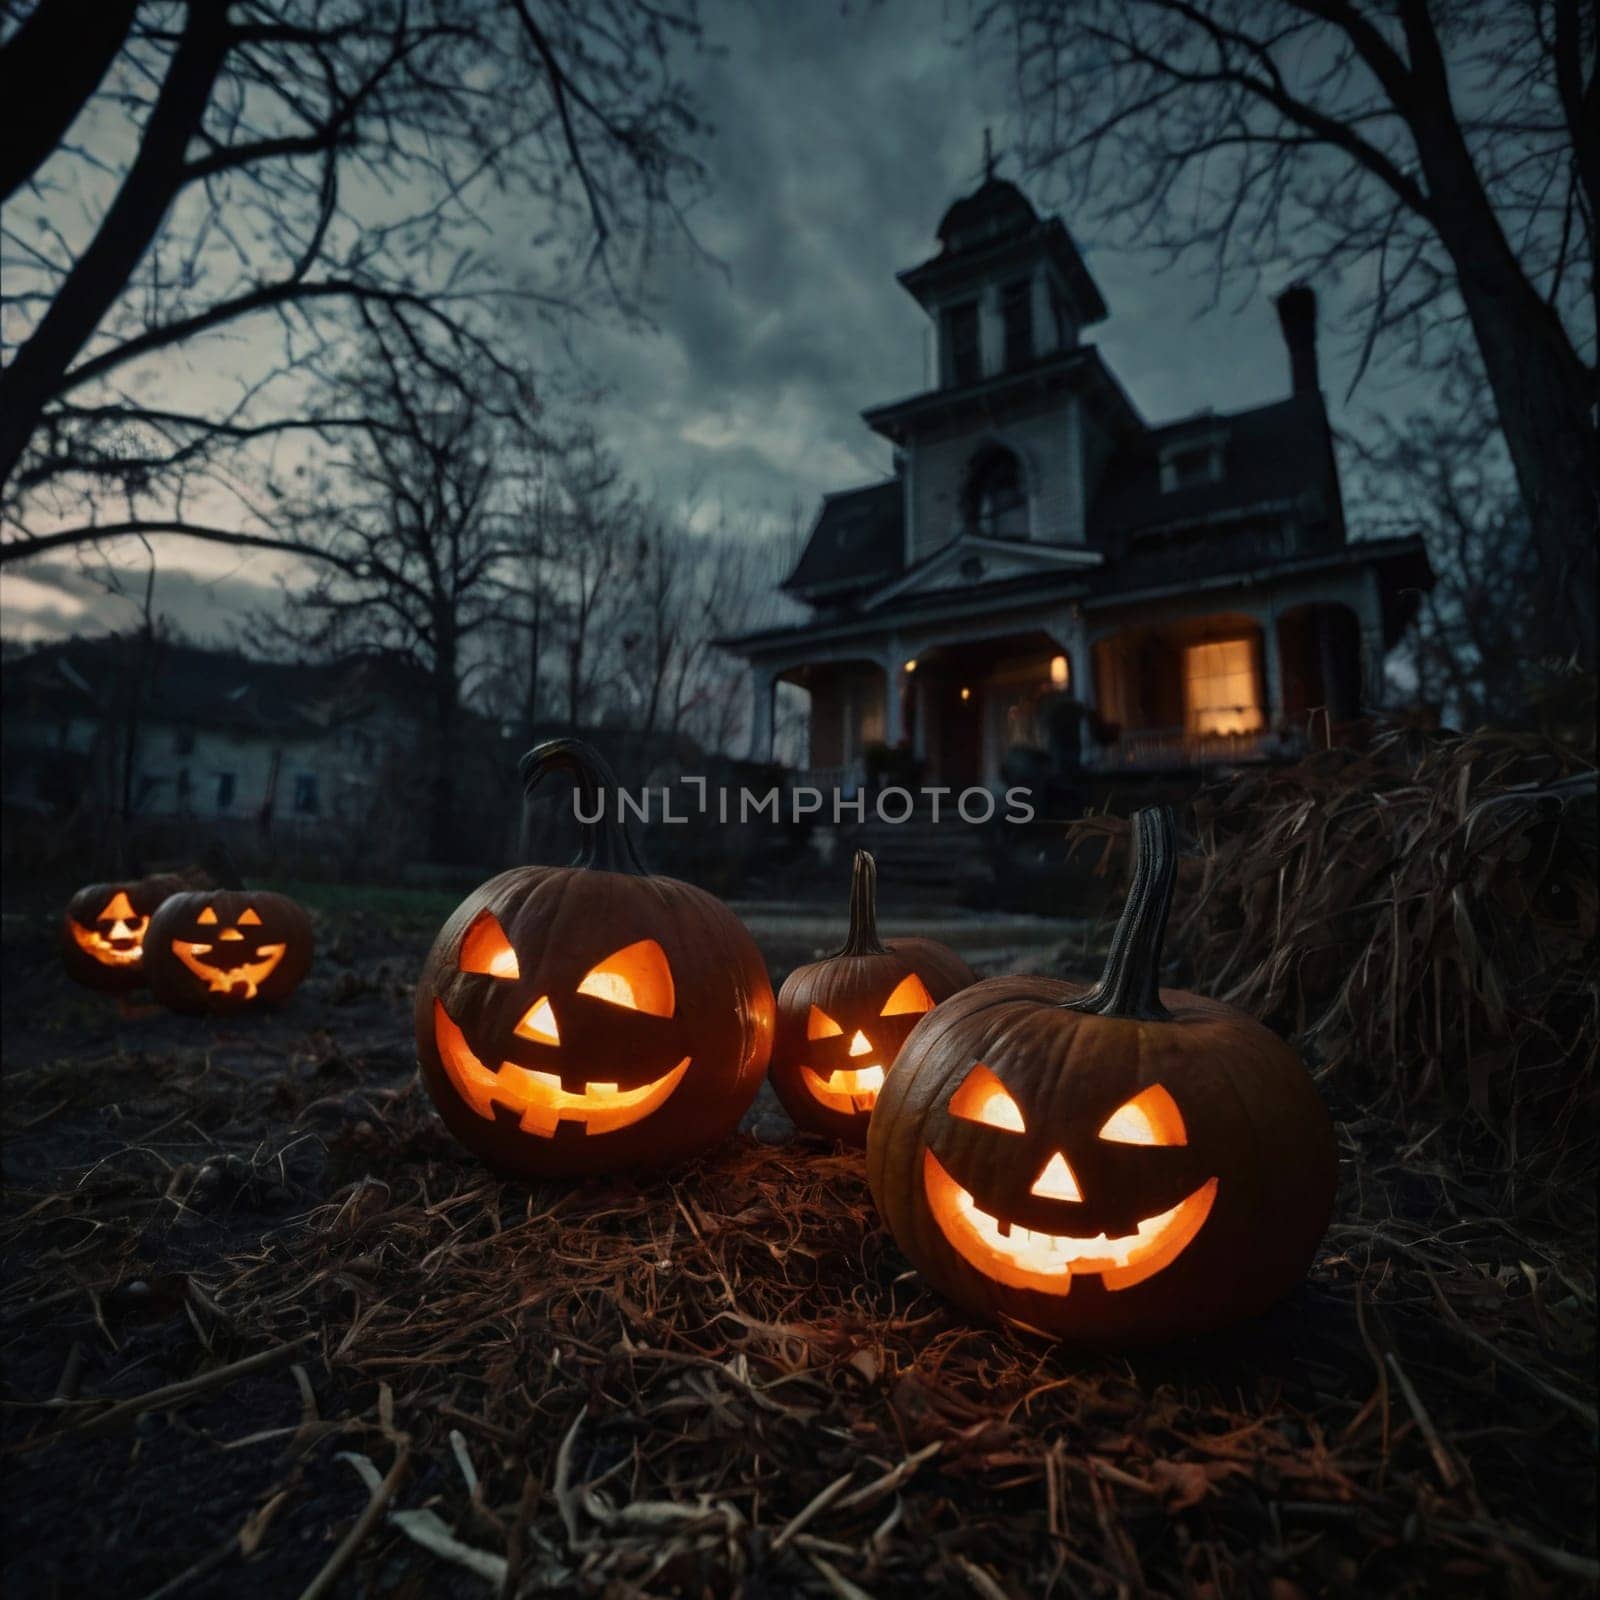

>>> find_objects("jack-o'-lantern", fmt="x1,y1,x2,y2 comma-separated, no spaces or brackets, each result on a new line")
867,806,1336,1345
60,874,189,993
771,851,976,1145
145,884,314,1014
414,738,775,1179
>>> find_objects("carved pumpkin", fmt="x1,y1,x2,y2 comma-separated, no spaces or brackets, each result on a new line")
145,883,314,1014
867,807,1336,1345
771,851,976,1145
60,875,189,993
414,738,775,1179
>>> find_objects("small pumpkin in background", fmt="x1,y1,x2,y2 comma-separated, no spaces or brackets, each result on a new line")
414,738,775,1180
145,857,313,1014
867,806,1336,1347
61,874,190,993
771,851,976,1145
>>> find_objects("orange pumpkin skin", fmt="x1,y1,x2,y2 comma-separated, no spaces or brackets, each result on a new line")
414,740,775,1180
144,889,314,1014
867,809,1336,1347
60,874,189,993
771,852,975,1146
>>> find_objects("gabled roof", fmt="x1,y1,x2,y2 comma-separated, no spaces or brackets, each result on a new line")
781,478,904,599
1090,392,1342,543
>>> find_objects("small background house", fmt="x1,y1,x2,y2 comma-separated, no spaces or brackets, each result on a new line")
1,639,511,880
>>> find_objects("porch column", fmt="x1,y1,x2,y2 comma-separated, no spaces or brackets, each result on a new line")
1068,631,1097,763
911,673,929,761
1358,570,1387,707
1260,616,1284,727
882,641,906,748
748,664,777,762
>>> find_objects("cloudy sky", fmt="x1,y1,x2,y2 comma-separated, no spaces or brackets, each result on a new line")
1,0,1433,646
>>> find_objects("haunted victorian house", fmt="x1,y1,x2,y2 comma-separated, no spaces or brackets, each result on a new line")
723,166,1432,791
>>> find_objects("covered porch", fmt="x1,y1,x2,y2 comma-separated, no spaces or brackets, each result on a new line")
1088,600,1372,771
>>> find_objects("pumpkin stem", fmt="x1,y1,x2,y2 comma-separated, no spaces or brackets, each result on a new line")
520,737,650,877
836,849,891,956
1063,805,1176,1022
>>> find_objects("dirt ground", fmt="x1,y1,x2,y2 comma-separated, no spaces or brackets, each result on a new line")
1,894,1594,1598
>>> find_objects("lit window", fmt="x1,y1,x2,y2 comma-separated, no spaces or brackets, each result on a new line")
1183,640,1263,736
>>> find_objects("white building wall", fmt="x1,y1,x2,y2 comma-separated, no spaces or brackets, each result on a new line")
907,393,1087,560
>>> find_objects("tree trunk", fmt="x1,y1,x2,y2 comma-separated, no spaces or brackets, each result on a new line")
0,3,230,489
1401,3,1598,667
430,636,461,862
1,0,138,204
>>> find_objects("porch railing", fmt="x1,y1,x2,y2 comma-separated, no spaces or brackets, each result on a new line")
1089,725,1287,770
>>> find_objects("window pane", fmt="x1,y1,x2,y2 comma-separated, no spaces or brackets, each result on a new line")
1183,639,1263,735
1003,281,1032,368
946,302,980,385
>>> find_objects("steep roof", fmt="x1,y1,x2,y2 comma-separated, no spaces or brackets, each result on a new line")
781,479,904,600
936,177,1039,253
1089,392,1342,543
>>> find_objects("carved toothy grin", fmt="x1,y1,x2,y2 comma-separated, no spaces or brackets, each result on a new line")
433,1001,689,1137
69,922,147,966
170,940,287,998
923,1151,1218,1295
800,1063,885,1114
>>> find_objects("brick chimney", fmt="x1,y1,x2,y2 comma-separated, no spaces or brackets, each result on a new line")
1275,281,1320,397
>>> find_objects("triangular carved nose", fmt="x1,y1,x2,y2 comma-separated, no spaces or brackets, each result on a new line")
848,1029,872,1058
516,995,560,1045
1030,1151,1082,1202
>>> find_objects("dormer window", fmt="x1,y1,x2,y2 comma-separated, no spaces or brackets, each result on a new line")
1002,279,1033,369
1159,427,1227,493
944,301,980,386
965,447,1028,540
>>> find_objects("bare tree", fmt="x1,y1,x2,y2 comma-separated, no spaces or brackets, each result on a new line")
1,0,707,566
977,0,1596,666
1354,382,1542,727
262,328,531,857
540,429,637,727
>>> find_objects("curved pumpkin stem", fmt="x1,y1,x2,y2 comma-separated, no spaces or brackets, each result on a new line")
1063,805,1176,1022
835,849,890,957
520,737,650,877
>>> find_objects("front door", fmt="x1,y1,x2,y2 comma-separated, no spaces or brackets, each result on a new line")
937,672,983,788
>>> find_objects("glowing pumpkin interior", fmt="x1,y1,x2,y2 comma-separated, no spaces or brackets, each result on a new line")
798,972,936,1115
170,903,286,998
435,914,688,1137
68,890,149,967
926,1069,1218,1295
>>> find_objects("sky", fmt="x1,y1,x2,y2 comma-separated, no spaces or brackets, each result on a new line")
1,0,1438,647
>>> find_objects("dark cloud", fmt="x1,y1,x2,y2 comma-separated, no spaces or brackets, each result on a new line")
5,0,1434,643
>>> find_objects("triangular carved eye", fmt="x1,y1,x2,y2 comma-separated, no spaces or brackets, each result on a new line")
1098,1084,1187,1146
577,939,674,1017
949,1063,1026,1132
238,907,262,926
459,911,520,978
807,1005,843,1040
197,906,218,925
880,973,935,1017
